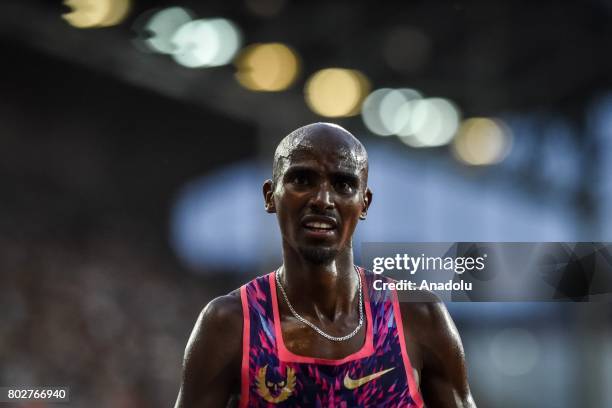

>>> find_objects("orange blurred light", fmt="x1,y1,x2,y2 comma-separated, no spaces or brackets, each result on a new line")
63,0,131,28
235,43,300,91
304,69,370,117
452,118,513,165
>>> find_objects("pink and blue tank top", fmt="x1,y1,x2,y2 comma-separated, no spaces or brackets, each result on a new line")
239,267,424,407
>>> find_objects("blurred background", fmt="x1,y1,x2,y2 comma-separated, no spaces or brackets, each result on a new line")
1,0,612,406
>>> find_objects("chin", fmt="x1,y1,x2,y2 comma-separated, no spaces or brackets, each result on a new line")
298,246,339,265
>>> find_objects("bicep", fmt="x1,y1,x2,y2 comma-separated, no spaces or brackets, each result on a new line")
174,296,242,408
413,302,476,407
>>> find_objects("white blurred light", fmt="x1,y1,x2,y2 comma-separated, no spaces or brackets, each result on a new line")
362,88,395,136
204,19,242,66
452,117,513,165
63,0,131,28
171,18,242,68
362,88,422,137
362,90,460,147
399,98,460,147
397,132,426,148
380,90,411,135
383,89,423,136
490,328,540,376
142,7,193,54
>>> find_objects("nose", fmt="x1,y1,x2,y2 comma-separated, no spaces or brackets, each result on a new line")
310,181,335,211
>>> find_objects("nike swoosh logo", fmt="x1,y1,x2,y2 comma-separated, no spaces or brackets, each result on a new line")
343,367,395,390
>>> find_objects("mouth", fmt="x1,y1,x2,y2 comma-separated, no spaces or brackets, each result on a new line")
301,215,338,237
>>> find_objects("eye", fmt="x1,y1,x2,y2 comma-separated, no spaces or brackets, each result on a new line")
336,181,350,191
291,174,309,185
287,171,312,187
334,180,355,194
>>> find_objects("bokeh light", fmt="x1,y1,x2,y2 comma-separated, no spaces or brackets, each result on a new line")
382,89,423,137
490,328,540,376
362,89,395,136
63,0,131,28
235,43,300,91
362,88,423,137
139,7,193,54
383,26,432,73
171,18,242,68
304,69,370,117
452,117,513,165
399,98,460,147
363,90,459,147
245,0,287,17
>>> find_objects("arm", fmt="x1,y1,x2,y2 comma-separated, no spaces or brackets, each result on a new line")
402,297,476,408
174,293,243,408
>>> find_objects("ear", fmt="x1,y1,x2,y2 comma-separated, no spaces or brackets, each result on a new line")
359,187,372,220
263,179,276,213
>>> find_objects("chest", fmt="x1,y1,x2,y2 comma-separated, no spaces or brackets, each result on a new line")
280,316,367,360
246,314,421,407
280,318,421,388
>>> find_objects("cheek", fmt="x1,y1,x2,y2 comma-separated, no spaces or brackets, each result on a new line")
339,204,362,232
275,208,290,232
273,199,300,235
342,218,359,234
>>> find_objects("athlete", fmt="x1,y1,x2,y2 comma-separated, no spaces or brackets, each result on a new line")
174,123,476,407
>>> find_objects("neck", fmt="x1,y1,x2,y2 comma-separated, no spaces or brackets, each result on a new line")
279,244,360,322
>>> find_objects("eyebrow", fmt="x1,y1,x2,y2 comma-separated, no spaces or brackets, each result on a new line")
333,171,361,184
284,165,361,183
283,165,317,176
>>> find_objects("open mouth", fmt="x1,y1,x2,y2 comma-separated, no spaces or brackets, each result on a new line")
301,216,338,237
303,221,335,232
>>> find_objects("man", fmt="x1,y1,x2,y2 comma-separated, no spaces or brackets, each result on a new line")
174,123,476,407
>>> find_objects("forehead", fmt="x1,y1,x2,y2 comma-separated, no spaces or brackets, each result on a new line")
285,144,364,173
274,124,368,179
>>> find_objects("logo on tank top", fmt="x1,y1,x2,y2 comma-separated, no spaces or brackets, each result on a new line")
343,367,395,390
255,365,296,403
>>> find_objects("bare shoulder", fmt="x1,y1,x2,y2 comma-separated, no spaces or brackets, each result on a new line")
175,290,243,408
398,290,476,407
200,289,243,326
398,290,459,346
187,290,243,359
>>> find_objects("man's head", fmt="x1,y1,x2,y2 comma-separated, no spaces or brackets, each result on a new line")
263,123,372,265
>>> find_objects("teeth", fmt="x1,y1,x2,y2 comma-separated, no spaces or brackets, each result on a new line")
305,221,333,229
